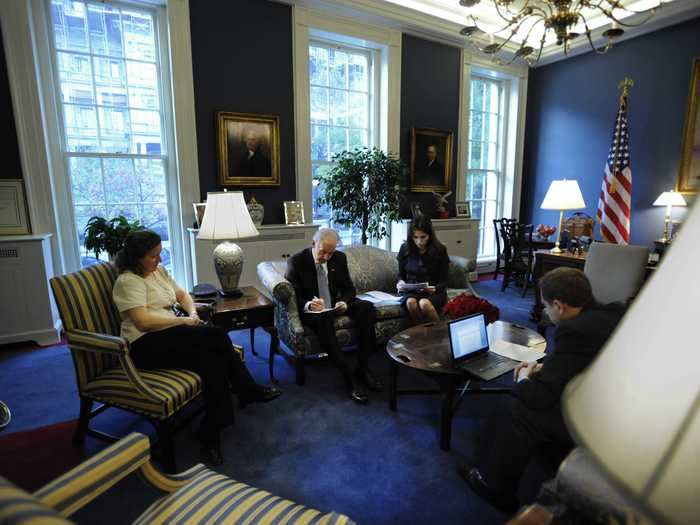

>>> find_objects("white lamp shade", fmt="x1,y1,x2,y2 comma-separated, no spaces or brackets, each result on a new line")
653,191,687,207
197,191,259,240
540,179,586,210
563,200,700,524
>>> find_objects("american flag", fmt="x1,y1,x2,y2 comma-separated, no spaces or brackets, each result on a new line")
597,96,632,244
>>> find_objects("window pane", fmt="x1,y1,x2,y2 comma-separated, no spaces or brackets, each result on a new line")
486,142,498,170
329,49,347,89
330,89,347,126
311,125,329,161
64,105,98,152
310,86,329,125
122,10,155,61
127,61,159,109
469,141,483,169
135,159,166,202
88,4,123,57
470,110,483,142
471,79,485,112
309,46,329,86
348,92,367,128
486,112,499,143
486,171,499,200
51,0,89,52
348,54,367,91
69,157,104,204
329,126,347,156
98,106,130,153
57,52,93,105
312,165,332,222
93,57,127,107
103,158,138,203
467,172,485,200
130,109,162,154
486,82,500,113
348,128,367,150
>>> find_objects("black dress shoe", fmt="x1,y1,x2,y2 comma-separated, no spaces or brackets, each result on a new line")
200,444,224,466
457,464,519,514
356,370,384,392
350,385,369,405
240,385,282,408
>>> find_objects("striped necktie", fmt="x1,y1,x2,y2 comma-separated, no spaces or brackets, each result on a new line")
316,263,333,308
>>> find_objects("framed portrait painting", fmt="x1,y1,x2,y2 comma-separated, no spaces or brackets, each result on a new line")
410,127,453,192
217,111,280,187
678,58,700,194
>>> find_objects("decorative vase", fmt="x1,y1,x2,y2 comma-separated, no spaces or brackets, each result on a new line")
247,197,264,227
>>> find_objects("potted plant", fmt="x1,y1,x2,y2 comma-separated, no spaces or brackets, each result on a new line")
83,215,145,261
318,147,404,245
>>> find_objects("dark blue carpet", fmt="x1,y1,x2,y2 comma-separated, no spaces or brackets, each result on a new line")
1,279,554,524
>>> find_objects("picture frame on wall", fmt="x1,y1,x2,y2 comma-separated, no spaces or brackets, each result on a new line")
192,203,206,228
284,201,305,225
410,127,453,193
455,201,471,218
678,57,700,194
0,180,31,235
217,111,280,187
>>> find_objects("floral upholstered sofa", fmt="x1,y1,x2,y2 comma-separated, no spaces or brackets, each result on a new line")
257,245,477,385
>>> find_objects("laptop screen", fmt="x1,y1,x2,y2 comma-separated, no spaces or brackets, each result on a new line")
448,313,489,361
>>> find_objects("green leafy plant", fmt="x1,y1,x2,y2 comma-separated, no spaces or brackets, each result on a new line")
83,215,145,260
318,148,404,245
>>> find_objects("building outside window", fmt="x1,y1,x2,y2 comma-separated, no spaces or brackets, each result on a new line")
465,75,504,259
308,41,375,247
48,0,172,269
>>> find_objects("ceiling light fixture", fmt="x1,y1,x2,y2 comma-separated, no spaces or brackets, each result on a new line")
459,0,668,65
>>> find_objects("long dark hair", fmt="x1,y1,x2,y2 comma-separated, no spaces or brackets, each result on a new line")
404,214,444,257
114,230,161,276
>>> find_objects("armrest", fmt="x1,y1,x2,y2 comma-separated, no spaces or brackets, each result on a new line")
35,433,151,517
66,329,129,355
447,255,477,295
257,262,306,346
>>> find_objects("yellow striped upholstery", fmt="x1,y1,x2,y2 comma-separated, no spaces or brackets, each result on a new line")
0,478,73,524
134,470,354,525
84,367,201,418
35,433,150,517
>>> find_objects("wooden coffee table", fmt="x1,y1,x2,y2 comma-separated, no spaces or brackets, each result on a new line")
208,287,279,383
387,320,546,451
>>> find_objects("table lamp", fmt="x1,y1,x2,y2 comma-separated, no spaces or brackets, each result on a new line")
197,191,259,297
540,179,586,253
653,190,686,243
563,199,699,525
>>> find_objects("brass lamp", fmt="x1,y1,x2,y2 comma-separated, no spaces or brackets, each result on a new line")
540,179,586,253
653,190,686,243
197,191,259,297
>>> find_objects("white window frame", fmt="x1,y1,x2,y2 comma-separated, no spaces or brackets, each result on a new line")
456,52,528,271
293,5,401,248
1,0,199,286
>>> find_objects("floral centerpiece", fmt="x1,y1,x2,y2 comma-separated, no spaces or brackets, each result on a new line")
536,223,557,240
442,293,500,324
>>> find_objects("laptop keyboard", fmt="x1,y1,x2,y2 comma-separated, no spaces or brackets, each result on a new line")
473,353,510,372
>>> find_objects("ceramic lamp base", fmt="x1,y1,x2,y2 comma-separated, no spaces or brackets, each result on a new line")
212,240,244,296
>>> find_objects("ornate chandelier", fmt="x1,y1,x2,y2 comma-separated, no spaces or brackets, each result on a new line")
458,0,665,65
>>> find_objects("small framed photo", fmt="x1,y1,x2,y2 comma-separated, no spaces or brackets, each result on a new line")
284,201,305,225
0,180,31,235
455,201,471,218
192,203,206,228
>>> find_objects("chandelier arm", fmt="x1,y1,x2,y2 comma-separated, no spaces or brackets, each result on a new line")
532,34,547,64
492,0,526,25
589,3,657,28
602,0,657,16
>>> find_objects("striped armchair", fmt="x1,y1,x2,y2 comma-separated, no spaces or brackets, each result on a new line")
0,433,355,525
50,262,236,472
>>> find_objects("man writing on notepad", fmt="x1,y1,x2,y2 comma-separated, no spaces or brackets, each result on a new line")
458,267,625,513
285,228,383,404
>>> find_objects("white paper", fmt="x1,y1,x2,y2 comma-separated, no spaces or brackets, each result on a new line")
490,339,545,363
398,282,429,293
307,305,342,314
358,290,401,304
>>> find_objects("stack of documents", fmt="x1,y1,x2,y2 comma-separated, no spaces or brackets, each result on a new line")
490,339,546,363
357,290,402,304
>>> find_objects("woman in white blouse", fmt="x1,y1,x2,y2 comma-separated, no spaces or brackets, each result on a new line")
112,230,280,465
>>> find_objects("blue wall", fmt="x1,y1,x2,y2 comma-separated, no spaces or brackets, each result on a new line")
0,27,23,180
521,17,700,247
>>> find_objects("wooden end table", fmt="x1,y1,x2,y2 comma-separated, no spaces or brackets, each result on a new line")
209,286,279,383
387,320,546,451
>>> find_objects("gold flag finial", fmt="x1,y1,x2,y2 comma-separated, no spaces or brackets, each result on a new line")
610,78,634,195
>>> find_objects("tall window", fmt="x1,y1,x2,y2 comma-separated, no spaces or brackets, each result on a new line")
49,1,172,269
308,41,374,246
465,76,504,259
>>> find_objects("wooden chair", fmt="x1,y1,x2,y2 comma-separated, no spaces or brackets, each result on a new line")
49,262,235,472
493,218,517,281
502,223,535,297
0,432,354,525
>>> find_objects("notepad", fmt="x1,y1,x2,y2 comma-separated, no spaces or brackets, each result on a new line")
490,339,546,363
357,290,401,304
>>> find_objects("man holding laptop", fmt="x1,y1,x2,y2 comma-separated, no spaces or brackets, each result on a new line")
458,268,625,513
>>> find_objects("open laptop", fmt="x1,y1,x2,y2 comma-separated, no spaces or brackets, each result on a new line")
447,313,519,381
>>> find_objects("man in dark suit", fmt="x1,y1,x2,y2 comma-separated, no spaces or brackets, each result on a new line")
419,145,444,187
233,130,271,178
459,268,625,512
285,228,382,404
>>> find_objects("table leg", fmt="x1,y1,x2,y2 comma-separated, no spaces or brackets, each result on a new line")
439,378,456,451
266,326,279,384
389,359,398,411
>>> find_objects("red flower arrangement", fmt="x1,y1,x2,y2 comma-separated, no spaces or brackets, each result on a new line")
536,224,557,239
442,293,500,324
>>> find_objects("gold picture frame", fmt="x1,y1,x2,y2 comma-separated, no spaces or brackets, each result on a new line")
0,179,31,235
678,58,700,194
410,127,453,192
284,201,305,225
217,111,280,187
